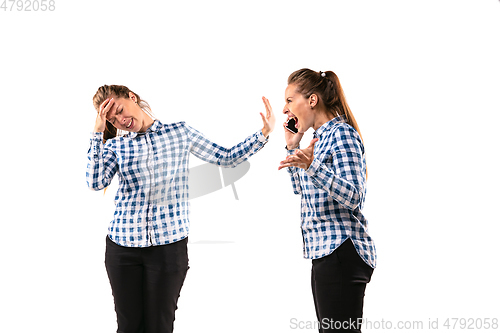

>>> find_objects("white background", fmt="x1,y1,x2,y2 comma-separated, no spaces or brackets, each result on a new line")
1,0,499,332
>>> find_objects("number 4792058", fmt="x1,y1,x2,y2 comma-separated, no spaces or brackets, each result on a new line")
1,0,55,11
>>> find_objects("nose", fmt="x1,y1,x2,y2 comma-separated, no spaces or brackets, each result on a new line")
118,115,126,126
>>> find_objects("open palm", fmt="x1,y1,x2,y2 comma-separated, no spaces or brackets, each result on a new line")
260,96,276,137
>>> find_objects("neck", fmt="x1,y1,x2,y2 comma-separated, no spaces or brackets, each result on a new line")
313,109,334,131
138,113,155,132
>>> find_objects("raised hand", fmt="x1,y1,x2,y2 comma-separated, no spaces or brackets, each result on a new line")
94,97,114,133
278,138,319,171
260,96,276,137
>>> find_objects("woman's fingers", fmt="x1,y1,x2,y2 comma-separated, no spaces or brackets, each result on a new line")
262,96,272,117
100,98,114,117
265,97,275,119
278,146,314,170
260,96,276,136
308,138,319,148
261,97,268,115
99,98,109,113
94,98,114,133
99,98,110,111
278,158,294,170
278,159,310,171
283,121,293,130
278,164,290,171
279,155,300,166
267,100,273,118
259,112,266,123
295,150,307,160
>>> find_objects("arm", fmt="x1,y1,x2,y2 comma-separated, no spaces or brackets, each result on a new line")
186,124,268,168
186,96,274,167
286,147,302,195
306,125,366,210
86,132,118,191
86,98,118,190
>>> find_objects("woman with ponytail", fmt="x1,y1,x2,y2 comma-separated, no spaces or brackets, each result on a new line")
278,69,376,332
86,85,275,333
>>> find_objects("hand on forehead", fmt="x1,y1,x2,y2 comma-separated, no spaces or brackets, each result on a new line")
105,97,123,121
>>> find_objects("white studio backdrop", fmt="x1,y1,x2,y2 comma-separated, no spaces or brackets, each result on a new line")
1,0,499,332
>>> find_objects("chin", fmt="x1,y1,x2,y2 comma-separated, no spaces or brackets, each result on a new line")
297,125,308,134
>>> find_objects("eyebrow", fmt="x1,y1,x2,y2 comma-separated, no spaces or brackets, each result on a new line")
106,110,115,123
107,105,120,123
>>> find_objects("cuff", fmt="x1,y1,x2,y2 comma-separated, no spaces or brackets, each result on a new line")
257,130,269,143
286,145,300,155
89,132,104,157
91,131,104,140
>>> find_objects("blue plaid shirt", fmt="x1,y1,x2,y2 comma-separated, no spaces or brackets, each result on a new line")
87,119,268,247
286,116,376,268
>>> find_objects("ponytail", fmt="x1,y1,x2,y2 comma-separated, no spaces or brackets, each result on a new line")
288,68,367,177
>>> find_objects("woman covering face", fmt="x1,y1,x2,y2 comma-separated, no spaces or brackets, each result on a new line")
86,85,275,333
278,69,376,333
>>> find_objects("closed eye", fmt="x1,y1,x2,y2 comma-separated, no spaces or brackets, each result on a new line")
106,115,115,125
109,108,122,125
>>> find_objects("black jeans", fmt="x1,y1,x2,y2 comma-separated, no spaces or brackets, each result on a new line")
105,236,189,333
311,239,374,333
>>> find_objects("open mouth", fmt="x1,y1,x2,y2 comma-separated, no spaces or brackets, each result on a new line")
126,119,133,129
287,114,299,129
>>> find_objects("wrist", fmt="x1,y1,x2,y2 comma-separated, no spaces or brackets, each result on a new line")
262,127,270,138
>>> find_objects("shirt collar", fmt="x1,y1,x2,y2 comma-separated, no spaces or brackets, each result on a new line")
128,119,162,139
313,115,347,138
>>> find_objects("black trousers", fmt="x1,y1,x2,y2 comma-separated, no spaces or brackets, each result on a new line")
105,236,189,333
311,239,374,333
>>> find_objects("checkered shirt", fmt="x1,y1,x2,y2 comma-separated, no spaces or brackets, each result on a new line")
286,115,376,268
87,119,268,247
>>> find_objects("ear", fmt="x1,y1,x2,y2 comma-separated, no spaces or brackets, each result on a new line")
309,94,318,109
129,92,137,103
